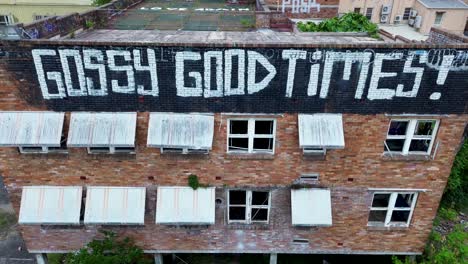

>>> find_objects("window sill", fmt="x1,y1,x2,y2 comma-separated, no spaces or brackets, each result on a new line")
225,153,275,160
227,223,270,230
302,154,326,161
382,152,432,161
367,224,410,231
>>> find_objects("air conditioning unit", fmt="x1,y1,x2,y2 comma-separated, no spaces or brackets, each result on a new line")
394,15,402,23
381,5,392,15
408,18,415,26
380,14,389,23
414,15,422,29
409,9,418,17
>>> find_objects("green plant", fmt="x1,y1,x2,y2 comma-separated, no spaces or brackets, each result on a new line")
0,210,16,232
92,0,112,6
188,174,200,190
85,20,95,29
297,12,379,38
441,139,468,211
438,207,458,221
240,19,254,28
69,31,75,39
65,230,151,264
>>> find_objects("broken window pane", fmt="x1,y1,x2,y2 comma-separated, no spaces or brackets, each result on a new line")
253,138,273,151
229,138,248,151
414,121,435,136
395,194,414,208
230,120,248,134
388,121,408,136
254,121,274,135
229,206,246,220
229,190,246,205
372,194,391,207
385,139,405,152
409,139,430,152
368,210,387,222
251,208,268,221
251,192,269,205
390,210,410,223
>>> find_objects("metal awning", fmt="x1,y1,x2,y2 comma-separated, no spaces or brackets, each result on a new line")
291,188,332,226
0,112,64,147
298,114,345,149
84,186,146,225
19,186,82,225
67,112,137,147
147,113,214,149
156,187,215,225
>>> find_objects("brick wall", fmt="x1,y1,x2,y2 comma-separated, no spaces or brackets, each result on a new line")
427,27,468,45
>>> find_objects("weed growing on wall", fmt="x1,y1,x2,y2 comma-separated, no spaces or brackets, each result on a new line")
297,13,379,38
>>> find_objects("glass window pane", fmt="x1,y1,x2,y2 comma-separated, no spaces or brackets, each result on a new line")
252,191,269,206
229,138,248,151
253,138,273,151
395,193,414,208
385,139,405,152
229,190,246,205
388,121,408,136
251,208,268,221
230,120,248,134
409,139,431,152
390,210,410,223
372,194,391,207
368,210,387,223
414,121,436,136
254,121,274,135
229,206,246,221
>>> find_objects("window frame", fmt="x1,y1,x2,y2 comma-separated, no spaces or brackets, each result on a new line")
368,192,418,227
434,12,444,25
403,8,411,20
227,190,271,224
365,8,373,20
160,147,209,155
87,146,135,154
354,7,361,14
0,15,13,25
227,118,276,154
384,119,439,156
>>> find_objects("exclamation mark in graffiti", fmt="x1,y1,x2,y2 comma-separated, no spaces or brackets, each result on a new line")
430,55,455,100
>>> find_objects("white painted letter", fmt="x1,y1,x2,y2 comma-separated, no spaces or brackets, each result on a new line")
59,49,87,97
106,50,135,94
282,50,306,97
134,49,159,96
307,51,322,96
367,53,403,100
247,51,276,94
224,49,245,96
83,49,107,96
175,51,202,97
204,51,223,98
395,54,427,97
32,49,66,99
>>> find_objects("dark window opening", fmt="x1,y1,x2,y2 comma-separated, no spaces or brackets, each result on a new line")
251,208,268,221
385,139,405,152
230,120,248,134
390,210,410,223
229,190,246,205
114,147,135,153
88,147,111,153
368,210,387,222
229,138,248,151
409,139,430,152
388,121,408,136
372,194,390,207
354,8,361,14
254,121,274,135
414,121,435,136
395,194,413,208
403,8,411,20
229,206,246,220
252,191,269,206
252,138,273,151
366,8,373,20
19,146,44,153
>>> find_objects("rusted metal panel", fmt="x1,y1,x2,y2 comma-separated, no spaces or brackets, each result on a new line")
291,188,332,226
156,187,216,225
19,186,82,225
298,114,345,149
147,113,214,149
84,186,145,225
0,112,64,146
67,112,137,147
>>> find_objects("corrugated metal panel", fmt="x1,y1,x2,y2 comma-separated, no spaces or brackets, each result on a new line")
19,186,82,225
67,112,136,147
84,186,145,225
147,113,214,149
291,188,332,226
0,112,64,146
298,114,345,149
156,187,215,225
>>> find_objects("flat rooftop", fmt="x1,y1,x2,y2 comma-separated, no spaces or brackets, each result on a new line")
68,29,382,44
107,0,255,31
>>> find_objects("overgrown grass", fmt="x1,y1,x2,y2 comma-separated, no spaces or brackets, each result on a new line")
441,139,468,212
92,0,112,6
0,209,16,233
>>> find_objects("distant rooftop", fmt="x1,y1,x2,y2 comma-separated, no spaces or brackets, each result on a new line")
67,29,382,44
107,0,255,31
417,0,468,9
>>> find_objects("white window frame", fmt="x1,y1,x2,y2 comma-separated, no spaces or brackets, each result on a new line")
434,12,444,25
384,119,439,155
368,192,418,227
0,15,14,25
227,118,276,154
227,190,271,224
160,147,209,155
18,146,67,154
365,8,373,20
87,146,135,154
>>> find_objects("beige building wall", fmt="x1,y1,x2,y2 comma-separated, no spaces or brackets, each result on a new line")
0,0,92,24
338,0,416,24
412,1,468,34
